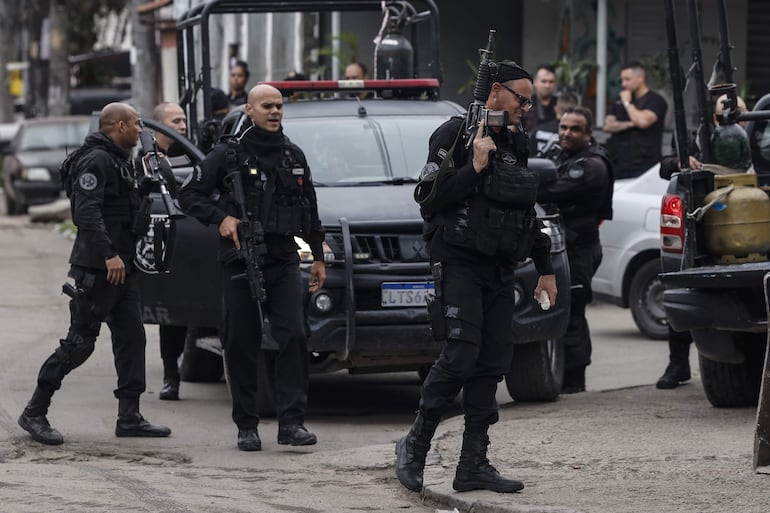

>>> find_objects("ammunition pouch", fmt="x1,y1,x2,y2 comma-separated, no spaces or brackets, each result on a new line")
480,160,538,208
264,196,312,236
442,195,536,259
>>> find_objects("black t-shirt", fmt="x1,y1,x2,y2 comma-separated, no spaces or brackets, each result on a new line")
529,118,559,156
523,96,556,134
606,90,668,179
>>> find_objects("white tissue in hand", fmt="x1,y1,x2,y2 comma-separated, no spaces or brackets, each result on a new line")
538,290,551,310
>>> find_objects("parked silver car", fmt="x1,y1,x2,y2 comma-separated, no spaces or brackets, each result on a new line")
592,163,669,339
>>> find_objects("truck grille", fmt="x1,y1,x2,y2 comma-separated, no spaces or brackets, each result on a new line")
326,233,428,263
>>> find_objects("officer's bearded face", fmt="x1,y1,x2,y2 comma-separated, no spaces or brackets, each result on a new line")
558,113,591,154
246,89,284,133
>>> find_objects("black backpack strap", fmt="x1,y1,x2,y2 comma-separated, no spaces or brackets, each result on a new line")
415,121,465,206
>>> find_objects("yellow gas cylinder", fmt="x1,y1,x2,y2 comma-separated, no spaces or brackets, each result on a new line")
702,173,770,263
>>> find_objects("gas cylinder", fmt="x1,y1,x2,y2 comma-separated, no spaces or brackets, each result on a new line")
711,122,751,171
702,173,770,263
374,24,413,79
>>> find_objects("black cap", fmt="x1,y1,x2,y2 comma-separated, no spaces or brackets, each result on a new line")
494,60,532,83
211,88,229,112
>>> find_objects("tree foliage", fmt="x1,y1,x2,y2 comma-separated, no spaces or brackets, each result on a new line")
66,0,128,55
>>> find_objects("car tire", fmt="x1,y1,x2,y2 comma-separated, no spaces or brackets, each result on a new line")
628,259,668,340
505,338,564,402
696,331,766,408
180,327,224,383
257,350,277,418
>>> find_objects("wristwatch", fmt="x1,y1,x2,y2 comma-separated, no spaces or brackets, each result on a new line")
623,101,631,108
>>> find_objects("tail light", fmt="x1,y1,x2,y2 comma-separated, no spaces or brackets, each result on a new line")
660,193,684,252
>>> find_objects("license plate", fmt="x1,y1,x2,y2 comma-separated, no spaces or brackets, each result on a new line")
381,282,434,307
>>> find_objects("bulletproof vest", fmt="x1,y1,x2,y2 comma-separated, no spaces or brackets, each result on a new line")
227,139,312,237
556,143,614,222
101,158,137,225
442,149,539,259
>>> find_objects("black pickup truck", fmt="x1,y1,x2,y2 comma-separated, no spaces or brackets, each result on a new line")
660,94,770,407
135,0,570,413
659,0,770,408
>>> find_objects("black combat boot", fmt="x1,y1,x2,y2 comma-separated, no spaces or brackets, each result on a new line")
395,412,440,492
18,387,64,446
452,428,524,493
237,428,262,451
115,397,172,437
159,358,180,400
656,361,691,389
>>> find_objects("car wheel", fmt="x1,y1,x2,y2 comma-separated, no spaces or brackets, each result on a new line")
180,327,224,382
505,338,564,402
257,350,277,418
628,259,668,340
695,330,765,408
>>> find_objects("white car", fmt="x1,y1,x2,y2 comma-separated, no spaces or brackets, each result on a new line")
592,164,670,339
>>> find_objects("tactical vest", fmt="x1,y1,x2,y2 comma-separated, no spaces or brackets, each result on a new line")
556,143,614,222
227,138,312,237
441,152,539,259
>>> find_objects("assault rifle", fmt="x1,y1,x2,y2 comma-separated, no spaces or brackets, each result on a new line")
134,130,185,272
464,29,509,148
224,165,267,322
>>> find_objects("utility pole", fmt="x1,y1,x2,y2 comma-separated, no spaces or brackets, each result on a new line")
25,0,52,118
48,0,69,115
0,0,22,121
131,0,159,118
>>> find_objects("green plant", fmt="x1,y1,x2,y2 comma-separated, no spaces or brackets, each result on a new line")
310,31,360,78
551,55,595,92
638,52,670,92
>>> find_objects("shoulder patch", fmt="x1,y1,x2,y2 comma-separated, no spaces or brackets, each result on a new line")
420,162,440,181
78,172,98,191
568,165,585,179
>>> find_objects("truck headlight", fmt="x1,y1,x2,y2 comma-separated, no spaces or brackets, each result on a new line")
21,167,51,181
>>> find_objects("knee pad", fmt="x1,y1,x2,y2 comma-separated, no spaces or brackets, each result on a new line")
57,334,96,369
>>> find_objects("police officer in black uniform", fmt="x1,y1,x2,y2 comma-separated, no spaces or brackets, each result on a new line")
537,106,613,393
18,102,172,445
396,61,558,494
179,84,326,451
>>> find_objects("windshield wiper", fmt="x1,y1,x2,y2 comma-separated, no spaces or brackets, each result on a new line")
369,177,419,185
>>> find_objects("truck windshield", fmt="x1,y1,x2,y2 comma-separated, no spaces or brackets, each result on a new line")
282,116,448,185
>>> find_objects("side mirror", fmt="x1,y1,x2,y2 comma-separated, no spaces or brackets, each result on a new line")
529,157,558,185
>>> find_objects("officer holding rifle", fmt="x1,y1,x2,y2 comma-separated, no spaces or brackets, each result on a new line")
179,84,326,452
397,55,557,493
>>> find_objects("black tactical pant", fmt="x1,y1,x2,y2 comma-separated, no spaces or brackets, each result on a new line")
667,326,692,365
37,265,147,399
159,325,187,375
561,240,603,384
221,256,309,429
420,261,515,428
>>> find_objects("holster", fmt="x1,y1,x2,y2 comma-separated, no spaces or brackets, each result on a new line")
426,262,446,342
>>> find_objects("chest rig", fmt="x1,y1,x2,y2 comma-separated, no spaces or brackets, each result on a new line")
225,137,312,237
434,124,539,259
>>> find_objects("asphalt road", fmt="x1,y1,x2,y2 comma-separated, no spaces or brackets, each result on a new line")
0,209,714,513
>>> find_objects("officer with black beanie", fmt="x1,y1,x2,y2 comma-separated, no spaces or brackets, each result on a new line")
397,61,558,493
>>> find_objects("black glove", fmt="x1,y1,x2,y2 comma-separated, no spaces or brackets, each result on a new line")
137,175,159,196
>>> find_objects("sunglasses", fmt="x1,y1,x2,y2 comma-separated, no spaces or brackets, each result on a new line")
498,83,533,108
